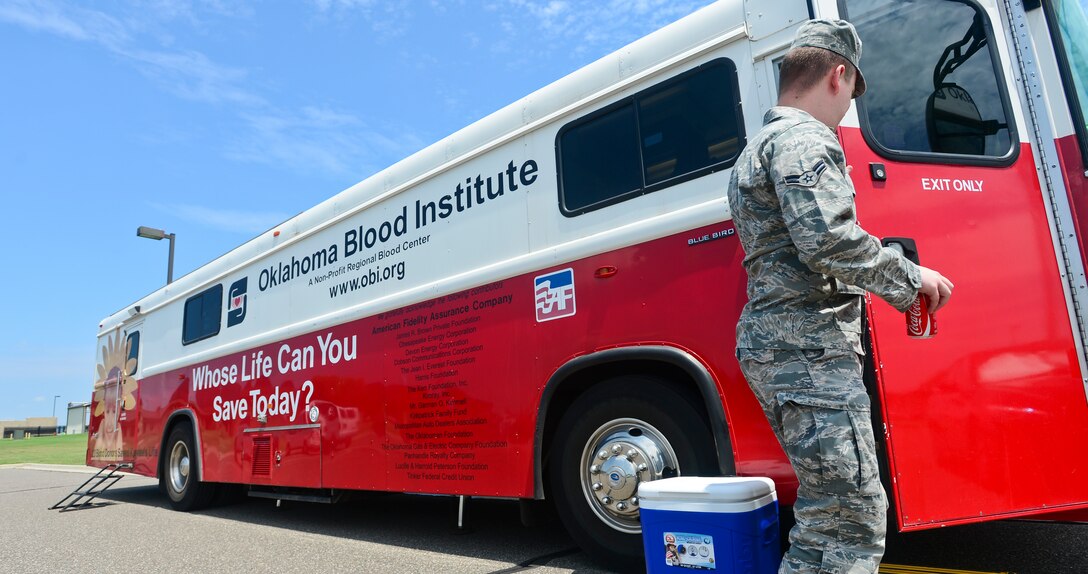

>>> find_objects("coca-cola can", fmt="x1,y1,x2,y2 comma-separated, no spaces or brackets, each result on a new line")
907,295,937,338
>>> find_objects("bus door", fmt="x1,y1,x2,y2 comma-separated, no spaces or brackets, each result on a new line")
835,0,1088,529
94,326,140,461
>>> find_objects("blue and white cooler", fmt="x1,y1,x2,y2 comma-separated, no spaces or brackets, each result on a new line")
638,476,780,574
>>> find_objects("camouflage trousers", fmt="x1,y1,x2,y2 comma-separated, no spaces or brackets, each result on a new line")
737,348,887,574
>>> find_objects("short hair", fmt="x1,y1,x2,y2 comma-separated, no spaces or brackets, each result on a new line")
778,47,857,97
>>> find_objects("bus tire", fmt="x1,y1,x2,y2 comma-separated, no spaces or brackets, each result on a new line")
163,423,217,511
547,375,717,569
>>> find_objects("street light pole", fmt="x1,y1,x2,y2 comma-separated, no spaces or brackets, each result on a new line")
53,395,60,418
166,231,175,284
136,226,177,284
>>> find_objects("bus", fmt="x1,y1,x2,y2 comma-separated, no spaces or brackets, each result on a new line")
89,0,1088,567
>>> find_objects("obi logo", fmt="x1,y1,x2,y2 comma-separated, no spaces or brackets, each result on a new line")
534,268,576,322
227,277,248,327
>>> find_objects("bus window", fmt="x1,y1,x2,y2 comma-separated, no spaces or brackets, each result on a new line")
639,64,739,185
844,0,1016,163
1047,0,1088,166
558,58,743,215
559,104,642,213
182,284,223,345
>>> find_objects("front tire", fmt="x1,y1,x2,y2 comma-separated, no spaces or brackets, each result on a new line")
163,423,217,511
548,376,718,570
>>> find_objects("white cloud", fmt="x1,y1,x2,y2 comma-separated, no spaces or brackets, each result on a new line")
310,0,413,39
497,0,714,58
0,0,411,180
0,1,259,105
149,203,292,235
0,0,129,46
226,105,426,179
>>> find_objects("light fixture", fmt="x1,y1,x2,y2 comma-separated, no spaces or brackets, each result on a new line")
136,226,176,284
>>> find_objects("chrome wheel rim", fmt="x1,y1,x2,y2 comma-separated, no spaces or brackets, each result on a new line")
169,440,190,494
579,417,679,533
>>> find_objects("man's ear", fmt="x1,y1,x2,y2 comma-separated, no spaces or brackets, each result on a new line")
830,64,847,95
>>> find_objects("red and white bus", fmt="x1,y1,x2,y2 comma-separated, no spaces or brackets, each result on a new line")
89,0,1088,566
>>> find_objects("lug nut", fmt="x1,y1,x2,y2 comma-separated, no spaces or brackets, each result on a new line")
638,463,648,472
590,465,600,474
627,449,638,458
598,450,608,460
602,496,613,505
616,502,628,511
592,482,603,491
611,445,622,455
631,497,639,506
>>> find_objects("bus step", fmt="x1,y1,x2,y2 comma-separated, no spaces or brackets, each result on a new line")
247,488,341,504
49,463,132,512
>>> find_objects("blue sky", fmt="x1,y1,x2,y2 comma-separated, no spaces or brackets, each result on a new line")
0,0,713,422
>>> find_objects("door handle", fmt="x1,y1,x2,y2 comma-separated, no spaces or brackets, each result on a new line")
882,237,921,265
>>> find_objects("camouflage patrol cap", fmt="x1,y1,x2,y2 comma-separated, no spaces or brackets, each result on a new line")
790,18,867,98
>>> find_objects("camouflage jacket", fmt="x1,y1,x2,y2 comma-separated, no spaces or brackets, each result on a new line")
726,107,921,353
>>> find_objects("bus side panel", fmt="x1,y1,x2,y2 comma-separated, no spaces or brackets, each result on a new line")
130,374,171,477
522,221,790,495
152,221,795,500
321,219,782,497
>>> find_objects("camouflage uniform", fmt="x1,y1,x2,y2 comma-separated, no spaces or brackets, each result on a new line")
727,102,921,571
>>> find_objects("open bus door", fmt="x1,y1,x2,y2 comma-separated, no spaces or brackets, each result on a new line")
829,0,1088,529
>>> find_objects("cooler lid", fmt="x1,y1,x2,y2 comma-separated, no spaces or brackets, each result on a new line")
638,476,776,504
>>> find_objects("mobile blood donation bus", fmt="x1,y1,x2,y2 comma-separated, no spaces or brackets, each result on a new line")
88,0,1088,566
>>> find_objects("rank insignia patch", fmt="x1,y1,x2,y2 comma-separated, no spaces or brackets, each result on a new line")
784,160,827,187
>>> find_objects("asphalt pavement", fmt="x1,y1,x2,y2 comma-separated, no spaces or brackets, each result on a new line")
0,465,1084,573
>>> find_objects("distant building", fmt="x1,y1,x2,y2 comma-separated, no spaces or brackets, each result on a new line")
66,403,91,435
0,417,58,439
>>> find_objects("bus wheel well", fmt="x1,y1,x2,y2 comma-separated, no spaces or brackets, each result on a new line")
539,356,729,498
158,412,197,481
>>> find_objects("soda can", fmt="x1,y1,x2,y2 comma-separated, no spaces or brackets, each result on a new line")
906,295,937,338
884,238,938,340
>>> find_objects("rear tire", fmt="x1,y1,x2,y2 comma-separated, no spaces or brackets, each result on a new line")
163,423,217,511
547,376,718,570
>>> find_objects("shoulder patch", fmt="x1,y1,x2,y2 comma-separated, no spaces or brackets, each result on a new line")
783,160,827,187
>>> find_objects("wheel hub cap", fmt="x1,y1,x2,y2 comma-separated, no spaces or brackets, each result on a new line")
169,441,190,494
580,418,679,533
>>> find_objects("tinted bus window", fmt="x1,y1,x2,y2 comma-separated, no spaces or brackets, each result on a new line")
846,0,1016,162
558,59,743,215
183,284,223,345
559,104,642,212
640,66,739,185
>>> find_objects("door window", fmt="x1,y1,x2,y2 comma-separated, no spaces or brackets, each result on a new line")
844,0,1017,163
1047,0,1088,166
125,331,140,376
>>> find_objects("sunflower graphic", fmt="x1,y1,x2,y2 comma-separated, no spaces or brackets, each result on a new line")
92,329,138,417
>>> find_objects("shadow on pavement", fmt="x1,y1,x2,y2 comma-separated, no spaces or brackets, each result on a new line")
94,481,614,573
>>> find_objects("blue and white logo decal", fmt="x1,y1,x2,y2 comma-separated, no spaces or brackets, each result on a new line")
534,268,576,322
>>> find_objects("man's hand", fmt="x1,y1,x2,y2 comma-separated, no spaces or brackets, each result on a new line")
918,266,953,313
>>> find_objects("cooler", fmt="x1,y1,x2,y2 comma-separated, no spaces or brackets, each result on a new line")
638,477,780,573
